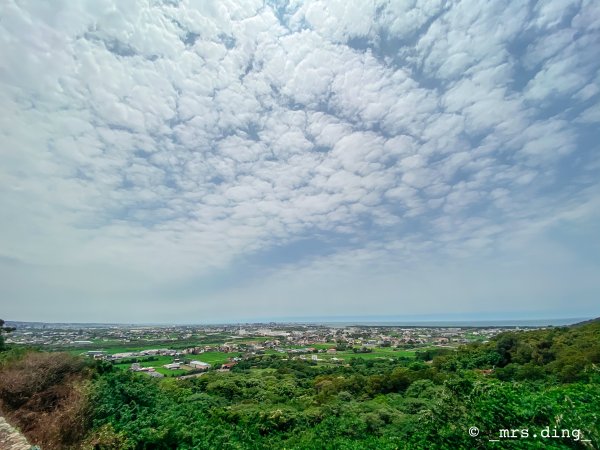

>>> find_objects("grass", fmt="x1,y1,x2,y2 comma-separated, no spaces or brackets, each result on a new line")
108,352,235,367
67,338,448,373
63,336,238,354
311,343,335,350
190,351,236,365
154,368,188,376
113,356,189,377
113,355,189,377
235,337,270,344
70,345,172,355
319,347,417,361
112,355,174,367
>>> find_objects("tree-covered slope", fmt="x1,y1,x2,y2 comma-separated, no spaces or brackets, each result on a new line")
0,322,598,449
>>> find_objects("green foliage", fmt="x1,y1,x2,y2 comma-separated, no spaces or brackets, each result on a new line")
432,321,600,383
0,318,16,352
81,322,600,448
4,321,600,449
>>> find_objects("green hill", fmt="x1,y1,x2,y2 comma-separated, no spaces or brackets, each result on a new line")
1,322,599,449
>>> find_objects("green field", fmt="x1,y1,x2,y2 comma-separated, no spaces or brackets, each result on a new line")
311,343,335,349
86,345,161,354
190,351,236,364
69,344,178,355
111,355,188,377
108,351,234,370
235,337,271,344
68,339,440,370
62,335,239,354
112,355,173,368
318,347,418,361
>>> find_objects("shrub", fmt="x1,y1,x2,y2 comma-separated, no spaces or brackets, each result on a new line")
0,351,92,448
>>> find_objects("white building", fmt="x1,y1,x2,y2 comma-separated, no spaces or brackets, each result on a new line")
189,360,211,370
163,362,181,370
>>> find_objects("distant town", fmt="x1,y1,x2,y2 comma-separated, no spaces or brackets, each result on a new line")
4,321,561,378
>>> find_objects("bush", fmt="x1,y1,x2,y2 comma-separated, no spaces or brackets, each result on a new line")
0,351,92,448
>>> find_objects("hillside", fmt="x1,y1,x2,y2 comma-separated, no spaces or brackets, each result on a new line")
572,317,600,327
0,322,599,449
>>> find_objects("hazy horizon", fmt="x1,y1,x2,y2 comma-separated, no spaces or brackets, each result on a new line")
1,0,599,323
5,313,594,328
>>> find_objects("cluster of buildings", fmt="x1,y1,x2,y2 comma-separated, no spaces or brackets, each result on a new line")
130,359,212,375
85,348,180,360
7,322,521,356
232,325,505,349
3,322,228,347
3,321,540,379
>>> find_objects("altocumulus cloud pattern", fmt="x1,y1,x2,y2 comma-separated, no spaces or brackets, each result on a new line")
0,0,599,322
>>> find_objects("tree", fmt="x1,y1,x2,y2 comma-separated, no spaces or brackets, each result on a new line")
0,318,16,351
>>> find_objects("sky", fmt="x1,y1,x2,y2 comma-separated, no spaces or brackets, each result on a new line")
1,0,599,324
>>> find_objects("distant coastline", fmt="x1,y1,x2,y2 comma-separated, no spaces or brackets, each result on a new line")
5,317,590,328
315,318,586,327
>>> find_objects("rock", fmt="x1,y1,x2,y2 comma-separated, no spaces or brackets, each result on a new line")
0,416,35,450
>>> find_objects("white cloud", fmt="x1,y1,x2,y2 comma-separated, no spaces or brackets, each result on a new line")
577,104,600,124
0,0,598,321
